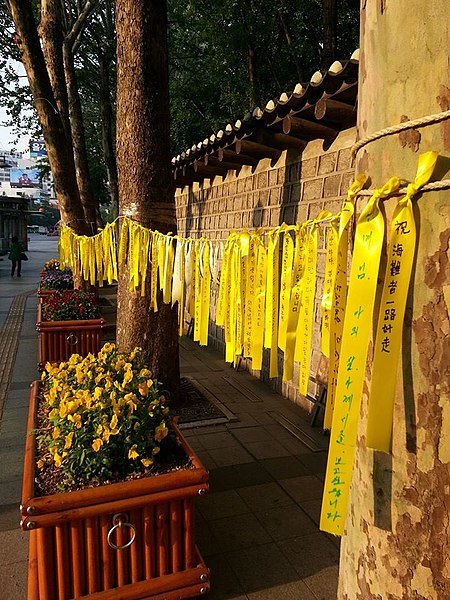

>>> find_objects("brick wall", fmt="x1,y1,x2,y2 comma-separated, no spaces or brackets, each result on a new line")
175,127,356,411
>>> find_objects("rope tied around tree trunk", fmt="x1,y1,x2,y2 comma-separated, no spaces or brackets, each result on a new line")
352,109,450,156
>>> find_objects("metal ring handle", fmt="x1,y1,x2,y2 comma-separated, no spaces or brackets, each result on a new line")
66,333,79,346
107,513,136,550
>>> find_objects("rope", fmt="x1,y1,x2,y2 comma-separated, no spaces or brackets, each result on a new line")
356,179,450,197
352,109,450,156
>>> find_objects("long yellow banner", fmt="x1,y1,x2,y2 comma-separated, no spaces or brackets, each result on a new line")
324,176,367,430
366,152,438,452
320,176,400,536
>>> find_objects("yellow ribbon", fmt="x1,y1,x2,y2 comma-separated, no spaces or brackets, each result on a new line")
366,152,438,452
251,239,267,370
296,222,318,396
283,228,306,382
324,175,367,430
264,230,280,378
320,176,400,536
278,227,294,352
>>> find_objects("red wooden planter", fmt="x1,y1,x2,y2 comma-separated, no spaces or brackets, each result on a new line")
36,303,105,366
21,382,210,600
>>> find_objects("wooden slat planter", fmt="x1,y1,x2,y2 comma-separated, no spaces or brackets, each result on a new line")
21,382,210,600
36,303,105,367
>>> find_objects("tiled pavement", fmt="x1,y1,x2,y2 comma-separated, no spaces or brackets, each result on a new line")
0,237,339,599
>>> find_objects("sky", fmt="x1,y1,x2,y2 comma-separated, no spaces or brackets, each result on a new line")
0,105,30,153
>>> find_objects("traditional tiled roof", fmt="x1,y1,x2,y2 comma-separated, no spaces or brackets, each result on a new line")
172,49,359,188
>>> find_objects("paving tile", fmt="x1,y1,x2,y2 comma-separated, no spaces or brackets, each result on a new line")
198,431,238,450
0,479,22,505
209,445,254,467
279,475,324,502
210,513,271,552
278,533,339,579
245,440,291,460
0,503,20,532
238,482,294,512
195,513,223,557
299,498,323,525
255,504,317,541
231,462,273,488
247,580,316,600
0,529,28,566
198,490,250,521
260,456,309,480
195,450,219,470
208,466,241,492
297,451,329,474
203,554,246,600
277,436,313,455
226,413,259,428
0,429,26,450
1,560,28,600
0,447,24,481
226,543,299,593
231,427,274,444
303,564,339,600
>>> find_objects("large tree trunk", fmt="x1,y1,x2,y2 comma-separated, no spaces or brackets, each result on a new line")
63,41,102,231
338,2,450,599
39,0,71,142
100,54,119,219
115,0,180,401
8,0,88,236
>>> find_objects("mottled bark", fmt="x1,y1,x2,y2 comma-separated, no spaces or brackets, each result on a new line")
7,0,88,236
115,0,180,401
339,2,450,599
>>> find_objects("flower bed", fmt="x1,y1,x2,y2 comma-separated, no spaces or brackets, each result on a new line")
37,290,104,366
21,347,209,599
38,269,74,302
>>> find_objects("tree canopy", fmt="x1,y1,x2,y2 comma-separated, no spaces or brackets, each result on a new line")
1,1,359,185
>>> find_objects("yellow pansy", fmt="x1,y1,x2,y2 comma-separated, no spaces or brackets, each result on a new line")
110,414,118,430
141,458,153,468
128,445,139,460
93,387,103,400
123,366,133,386
96,424,103,436
155,423,168,442
52,427,61,439
64,432,74,449
139,368,152,379
152,446,160,455
138,382,149,396
67,413,82,428
49,408,58,419
37,459,44,469
92,438,103,452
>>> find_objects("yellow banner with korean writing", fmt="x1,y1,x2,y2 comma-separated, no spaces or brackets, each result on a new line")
366,152,438,452
320,176,400,536
324,175,367,430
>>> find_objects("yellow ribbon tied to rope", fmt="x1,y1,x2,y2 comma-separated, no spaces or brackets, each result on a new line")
366,152,438,452
320,176,400,536
324,175,367,430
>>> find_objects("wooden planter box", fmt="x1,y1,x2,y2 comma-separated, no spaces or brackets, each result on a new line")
36,303,105,367
21,382,210,600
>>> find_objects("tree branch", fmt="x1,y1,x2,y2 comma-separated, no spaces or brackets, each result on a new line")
66,0,96,50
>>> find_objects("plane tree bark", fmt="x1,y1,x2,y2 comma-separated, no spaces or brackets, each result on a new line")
115,0,180,400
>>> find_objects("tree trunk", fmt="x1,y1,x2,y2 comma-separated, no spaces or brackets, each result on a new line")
7,0,88,237
115,0,180,401
322,0,337,70
100,54,119,219
339,2,450,599
39,0,72,142
63,41,101,232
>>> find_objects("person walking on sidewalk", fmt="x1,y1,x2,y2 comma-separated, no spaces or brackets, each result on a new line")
8,235,24,277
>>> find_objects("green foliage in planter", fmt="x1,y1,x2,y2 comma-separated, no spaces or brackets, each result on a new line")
42,289,101,321
36,344,177,493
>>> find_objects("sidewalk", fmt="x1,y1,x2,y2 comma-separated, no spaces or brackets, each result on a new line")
0,239,339,600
